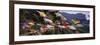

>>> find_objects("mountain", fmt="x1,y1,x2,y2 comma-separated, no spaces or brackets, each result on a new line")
59,12,89,24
